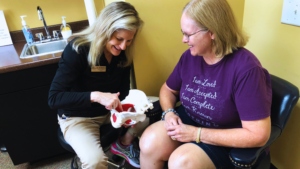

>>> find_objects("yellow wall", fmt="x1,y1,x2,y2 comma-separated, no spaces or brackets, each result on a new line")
227,0,245,29
0,0,105,31
126,0,190,96
243,0,300,168
104,0,124,6
126,0,245,96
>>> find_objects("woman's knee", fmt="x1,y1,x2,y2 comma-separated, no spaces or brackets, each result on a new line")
139,121,179,158
139,121,163,153
80,150,108,169
168,143,215,169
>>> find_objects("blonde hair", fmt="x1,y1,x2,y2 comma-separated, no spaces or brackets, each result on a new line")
183,0,248,57
69,1,143,67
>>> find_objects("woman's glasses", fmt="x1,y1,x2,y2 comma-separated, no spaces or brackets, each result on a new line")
181,29,207,41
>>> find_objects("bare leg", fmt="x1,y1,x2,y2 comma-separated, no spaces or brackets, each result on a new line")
120,117,150,145
169,143,215,169
120,132,135,145
139,121,181,169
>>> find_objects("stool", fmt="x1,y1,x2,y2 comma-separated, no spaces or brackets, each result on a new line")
57,124,126,169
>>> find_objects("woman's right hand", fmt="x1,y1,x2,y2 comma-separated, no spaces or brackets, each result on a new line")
164,112,182,130
90,92,123,111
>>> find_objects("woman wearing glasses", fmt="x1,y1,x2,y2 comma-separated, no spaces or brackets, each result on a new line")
139,0,272,168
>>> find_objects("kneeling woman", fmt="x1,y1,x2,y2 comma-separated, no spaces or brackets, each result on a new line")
139,0,272,169
48,2,144,169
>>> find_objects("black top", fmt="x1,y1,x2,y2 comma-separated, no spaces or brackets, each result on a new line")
48,40,131,117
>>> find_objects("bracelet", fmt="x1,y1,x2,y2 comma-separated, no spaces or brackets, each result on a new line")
196,127,202,143
161,109,179,121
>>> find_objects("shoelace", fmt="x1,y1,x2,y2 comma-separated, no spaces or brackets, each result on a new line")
129,145,140,158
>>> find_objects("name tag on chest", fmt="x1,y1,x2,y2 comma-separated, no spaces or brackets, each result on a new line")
91,66,106,72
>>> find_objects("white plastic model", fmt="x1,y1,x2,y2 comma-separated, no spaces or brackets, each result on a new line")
110,89,154,128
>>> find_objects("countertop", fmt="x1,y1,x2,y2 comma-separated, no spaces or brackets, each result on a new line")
0,42,61,74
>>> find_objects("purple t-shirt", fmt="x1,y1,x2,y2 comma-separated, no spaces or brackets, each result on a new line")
166,48,272,129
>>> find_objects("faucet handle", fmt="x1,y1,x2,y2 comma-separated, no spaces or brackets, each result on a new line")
35,33,44,41
53,30,60,39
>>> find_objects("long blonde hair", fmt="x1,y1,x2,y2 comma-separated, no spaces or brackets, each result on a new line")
184,0,248,57
69,1,143,67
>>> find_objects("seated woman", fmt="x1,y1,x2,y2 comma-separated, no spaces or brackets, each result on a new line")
48,2,145,169
139,0,272,168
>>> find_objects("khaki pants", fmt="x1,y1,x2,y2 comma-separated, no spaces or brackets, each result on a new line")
58,113,149,169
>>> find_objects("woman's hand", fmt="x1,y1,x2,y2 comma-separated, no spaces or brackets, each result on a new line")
164,112,182,130
90,92,123,111
166,122,198,142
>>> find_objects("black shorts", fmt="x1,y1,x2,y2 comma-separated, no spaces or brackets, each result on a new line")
176,105,235,169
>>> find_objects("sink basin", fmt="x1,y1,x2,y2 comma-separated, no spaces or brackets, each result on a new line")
20,39,68,59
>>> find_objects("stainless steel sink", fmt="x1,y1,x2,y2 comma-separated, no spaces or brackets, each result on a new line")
20,39,68,59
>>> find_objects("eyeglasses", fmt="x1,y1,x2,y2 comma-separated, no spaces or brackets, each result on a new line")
181,29,207,41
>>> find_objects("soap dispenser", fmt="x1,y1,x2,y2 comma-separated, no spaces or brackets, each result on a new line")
60,17,72,39
20,15,34,44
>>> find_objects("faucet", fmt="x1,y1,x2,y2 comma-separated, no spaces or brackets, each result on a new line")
37,6,51,40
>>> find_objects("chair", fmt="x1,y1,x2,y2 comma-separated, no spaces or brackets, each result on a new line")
229,74,300,169
57,124,126,169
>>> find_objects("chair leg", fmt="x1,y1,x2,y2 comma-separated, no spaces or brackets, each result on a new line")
71,155,79,169
102,144,127,169
107,159,126,169
71,154,125,169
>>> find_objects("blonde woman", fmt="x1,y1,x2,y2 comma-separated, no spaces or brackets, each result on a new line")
139,0,272,168
48,2,144,169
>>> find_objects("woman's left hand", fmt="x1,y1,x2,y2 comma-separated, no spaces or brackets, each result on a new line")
166,122,198,142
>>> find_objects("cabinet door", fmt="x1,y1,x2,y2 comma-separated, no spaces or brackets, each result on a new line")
0,85,68,165
0,63,59,95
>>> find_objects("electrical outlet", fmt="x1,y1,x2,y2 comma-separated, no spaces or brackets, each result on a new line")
281,0,300,26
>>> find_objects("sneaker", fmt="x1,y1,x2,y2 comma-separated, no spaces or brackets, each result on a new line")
110,140,140,168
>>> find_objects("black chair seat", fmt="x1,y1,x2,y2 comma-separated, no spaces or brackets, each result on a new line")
57,128,75,153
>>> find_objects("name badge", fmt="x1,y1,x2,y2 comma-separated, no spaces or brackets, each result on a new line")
91,66,106,72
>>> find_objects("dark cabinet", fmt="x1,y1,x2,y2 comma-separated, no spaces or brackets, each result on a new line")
0,63,68,165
